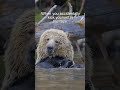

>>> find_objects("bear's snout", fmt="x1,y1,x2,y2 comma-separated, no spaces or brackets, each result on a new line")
46,39,55,56
47,46,53,52
47,46,54,56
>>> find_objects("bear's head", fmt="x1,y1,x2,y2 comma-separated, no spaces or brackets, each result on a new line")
36,29,74,63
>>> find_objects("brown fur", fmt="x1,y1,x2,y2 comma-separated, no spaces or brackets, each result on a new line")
1,9,35,90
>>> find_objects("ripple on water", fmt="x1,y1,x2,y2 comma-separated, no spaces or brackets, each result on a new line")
35,68,85,90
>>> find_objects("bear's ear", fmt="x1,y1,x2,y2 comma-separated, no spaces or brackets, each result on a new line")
65,32,70,39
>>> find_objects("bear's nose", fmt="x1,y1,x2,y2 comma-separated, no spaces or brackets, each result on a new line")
47,46,53,52
48,47,53,50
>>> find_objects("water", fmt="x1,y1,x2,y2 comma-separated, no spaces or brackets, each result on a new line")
35,68,85,90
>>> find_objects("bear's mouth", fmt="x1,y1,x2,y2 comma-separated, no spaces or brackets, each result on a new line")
47,51,55,58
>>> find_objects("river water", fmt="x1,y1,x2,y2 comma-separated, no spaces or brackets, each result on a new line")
35,68,85,90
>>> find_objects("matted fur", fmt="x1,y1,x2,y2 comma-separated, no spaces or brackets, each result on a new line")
36,29,74,63
1,10,35,90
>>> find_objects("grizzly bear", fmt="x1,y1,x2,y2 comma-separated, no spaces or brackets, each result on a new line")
35,29,77,68
36,29,74,63
1,10,35,90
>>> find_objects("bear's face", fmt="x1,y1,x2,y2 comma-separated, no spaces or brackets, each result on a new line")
41,30,69,57
36,29,74,63
36,29,74,61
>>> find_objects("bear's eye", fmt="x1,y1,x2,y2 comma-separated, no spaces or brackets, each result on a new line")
46,38,49,41
55,41,59,44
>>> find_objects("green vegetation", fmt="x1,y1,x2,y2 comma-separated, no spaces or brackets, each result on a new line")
35,10,43,22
